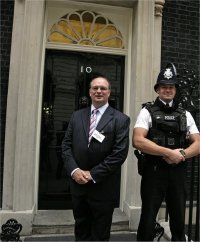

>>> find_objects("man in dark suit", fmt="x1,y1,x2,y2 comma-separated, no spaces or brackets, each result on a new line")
62,75,130,241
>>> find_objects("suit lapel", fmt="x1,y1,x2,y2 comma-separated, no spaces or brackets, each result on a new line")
80,106,114,141
81,107,91,137
96,106,114,131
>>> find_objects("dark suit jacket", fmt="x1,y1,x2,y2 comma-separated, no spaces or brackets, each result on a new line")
62,105,130,202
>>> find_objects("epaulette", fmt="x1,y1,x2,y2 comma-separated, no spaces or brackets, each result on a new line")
142,101,154,109
176,103,186,114
142,101,160,114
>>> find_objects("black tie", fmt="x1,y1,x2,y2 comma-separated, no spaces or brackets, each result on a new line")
166,103,169,107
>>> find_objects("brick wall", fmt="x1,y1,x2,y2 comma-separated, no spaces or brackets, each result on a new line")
0,0,14,207
161,0,199,69
161,0,199,122
161,0,199,201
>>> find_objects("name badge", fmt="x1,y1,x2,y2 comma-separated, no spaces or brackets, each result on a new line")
92,130,105,143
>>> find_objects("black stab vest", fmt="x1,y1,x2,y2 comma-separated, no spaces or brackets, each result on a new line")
145,98,188,150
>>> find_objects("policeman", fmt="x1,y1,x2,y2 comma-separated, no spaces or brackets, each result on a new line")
132,63,200,241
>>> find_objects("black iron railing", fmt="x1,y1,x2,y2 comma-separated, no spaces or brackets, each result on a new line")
0,219,22,241
187,156,199,241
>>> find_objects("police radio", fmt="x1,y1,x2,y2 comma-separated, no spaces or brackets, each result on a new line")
180,113,187,132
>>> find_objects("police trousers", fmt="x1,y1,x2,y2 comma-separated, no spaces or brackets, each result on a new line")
137,161,187,241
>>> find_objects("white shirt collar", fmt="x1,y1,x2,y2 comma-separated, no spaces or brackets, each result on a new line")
91,103,109,115
159,99,173,107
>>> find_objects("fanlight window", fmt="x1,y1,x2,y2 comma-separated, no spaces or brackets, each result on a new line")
48,10,124,49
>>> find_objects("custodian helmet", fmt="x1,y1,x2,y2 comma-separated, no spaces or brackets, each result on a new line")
154,63,179,92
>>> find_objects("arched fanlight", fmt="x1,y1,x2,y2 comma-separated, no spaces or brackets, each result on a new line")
48,10,124,49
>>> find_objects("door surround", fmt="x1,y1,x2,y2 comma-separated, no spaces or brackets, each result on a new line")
40,0,132,211
1,0,165,235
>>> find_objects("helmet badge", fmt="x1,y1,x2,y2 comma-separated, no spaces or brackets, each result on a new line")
163,68,173,79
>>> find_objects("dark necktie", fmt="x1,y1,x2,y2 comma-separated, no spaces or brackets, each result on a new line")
166,103,169,107
88,109,98,144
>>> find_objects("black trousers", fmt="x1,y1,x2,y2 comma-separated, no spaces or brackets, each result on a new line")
137,162,187,241
72,194,114,241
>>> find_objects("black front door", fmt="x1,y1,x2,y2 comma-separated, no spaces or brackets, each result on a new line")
38,50,125,209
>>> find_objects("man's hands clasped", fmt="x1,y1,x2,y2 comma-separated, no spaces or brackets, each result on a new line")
72,169,92,184
163,148,186,164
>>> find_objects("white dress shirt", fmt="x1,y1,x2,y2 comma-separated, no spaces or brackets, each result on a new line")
91,103,109,127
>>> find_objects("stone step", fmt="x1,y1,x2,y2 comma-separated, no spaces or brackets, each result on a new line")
32,208,130,235
32,220,129,235
23,231,137,241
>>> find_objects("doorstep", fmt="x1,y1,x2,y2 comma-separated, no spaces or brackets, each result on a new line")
32,208,130,235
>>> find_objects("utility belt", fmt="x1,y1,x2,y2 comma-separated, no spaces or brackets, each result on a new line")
145,154,181,167
134,151,186,176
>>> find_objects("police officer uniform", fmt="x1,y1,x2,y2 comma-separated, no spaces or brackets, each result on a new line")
134,64,199,241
